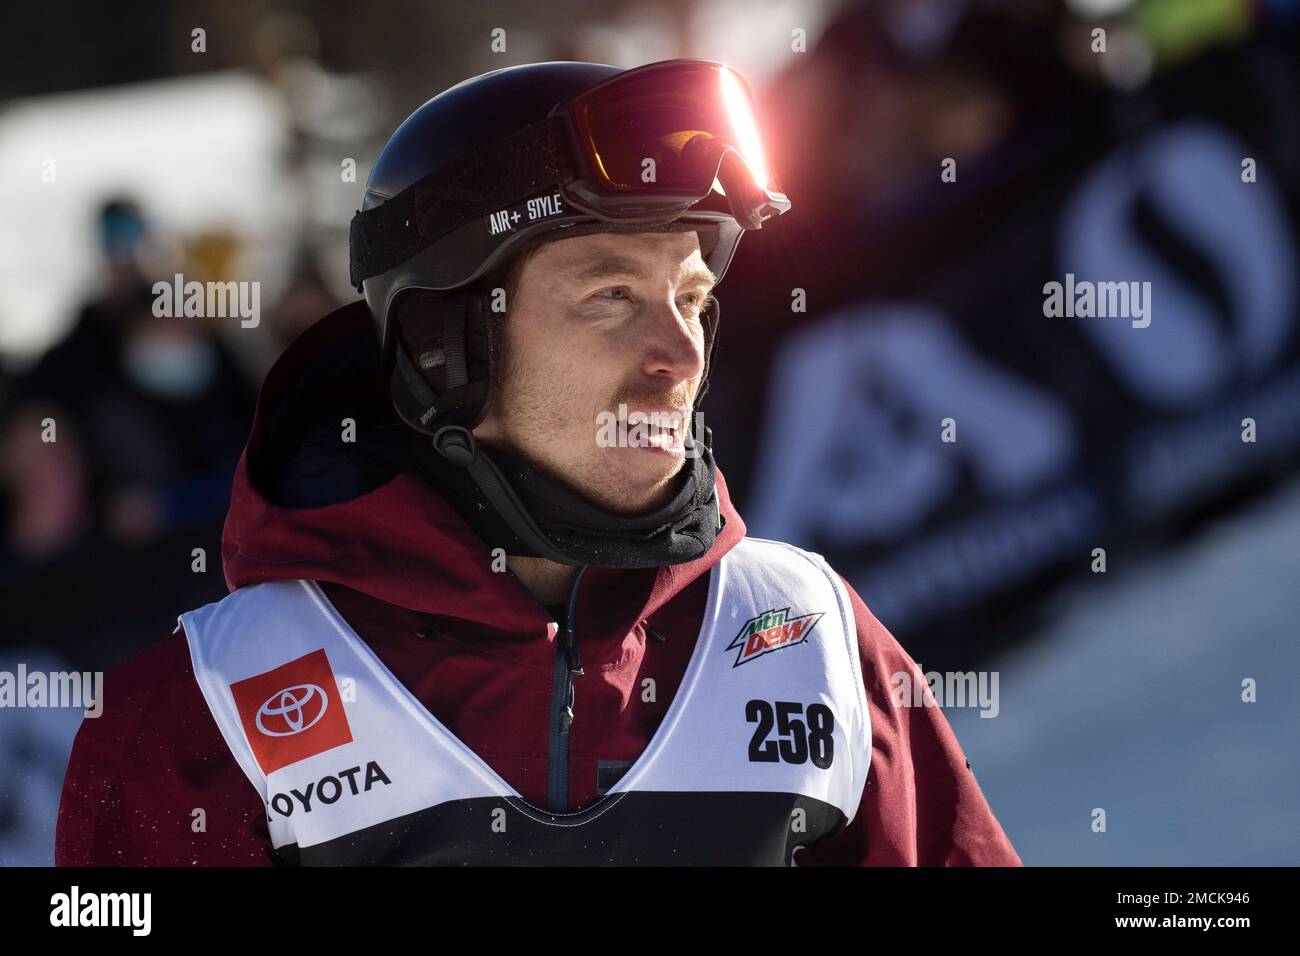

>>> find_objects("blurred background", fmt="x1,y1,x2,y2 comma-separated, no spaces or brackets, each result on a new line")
1,0,1297,865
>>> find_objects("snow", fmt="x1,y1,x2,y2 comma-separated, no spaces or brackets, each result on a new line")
946,473,1300,865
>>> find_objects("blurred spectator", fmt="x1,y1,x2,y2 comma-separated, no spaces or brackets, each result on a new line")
14,198,158,415
0,198,256,566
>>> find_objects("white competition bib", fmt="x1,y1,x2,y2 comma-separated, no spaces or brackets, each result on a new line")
179,536,870,865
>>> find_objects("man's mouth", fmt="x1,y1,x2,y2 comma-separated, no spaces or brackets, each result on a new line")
618,409,689,453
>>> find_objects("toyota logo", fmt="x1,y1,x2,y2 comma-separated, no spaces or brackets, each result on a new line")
255,683,329,737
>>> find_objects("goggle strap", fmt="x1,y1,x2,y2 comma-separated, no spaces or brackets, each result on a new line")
350,116,574,290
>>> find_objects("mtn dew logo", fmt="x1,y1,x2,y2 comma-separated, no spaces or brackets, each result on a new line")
726,607,824,667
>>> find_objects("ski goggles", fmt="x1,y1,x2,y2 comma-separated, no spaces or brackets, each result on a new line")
350,58,791,293
552,58,789,222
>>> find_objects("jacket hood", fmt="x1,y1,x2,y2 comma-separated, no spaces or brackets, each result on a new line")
221,300,746,632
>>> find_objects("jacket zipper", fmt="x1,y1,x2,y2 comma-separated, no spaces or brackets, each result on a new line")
546,565,588,812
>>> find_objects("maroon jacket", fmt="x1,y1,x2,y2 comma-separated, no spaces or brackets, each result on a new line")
55,301,1022,866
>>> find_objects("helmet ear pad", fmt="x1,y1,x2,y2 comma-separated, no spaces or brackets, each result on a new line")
393,288,491,393
389,283,495,434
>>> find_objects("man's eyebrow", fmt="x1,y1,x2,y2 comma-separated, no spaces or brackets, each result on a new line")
562,254,717,288
682,264,719,289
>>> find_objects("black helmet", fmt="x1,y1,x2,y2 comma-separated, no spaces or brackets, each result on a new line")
350,58,790,567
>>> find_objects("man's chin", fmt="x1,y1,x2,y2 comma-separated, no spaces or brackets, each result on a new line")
478,435,687,515
581,456,688,516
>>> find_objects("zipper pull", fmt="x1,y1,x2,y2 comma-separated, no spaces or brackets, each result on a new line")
560,683,575,734
558,626,584,675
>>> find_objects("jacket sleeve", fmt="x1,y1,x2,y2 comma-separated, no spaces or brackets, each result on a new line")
794,575,1022,866
55,629,276,866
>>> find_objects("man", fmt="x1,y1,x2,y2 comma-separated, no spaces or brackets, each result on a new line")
56,59,1021,866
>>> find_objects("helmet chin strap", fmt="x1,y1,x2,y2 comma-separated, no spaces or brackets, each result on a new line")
431,425,586,566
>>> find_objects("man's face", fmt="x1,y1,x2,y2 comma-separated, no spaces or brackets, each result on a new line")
473,230,716,515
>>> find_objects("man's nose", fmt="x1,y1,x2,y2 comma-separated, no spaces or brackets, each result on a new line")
640,300,705,384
